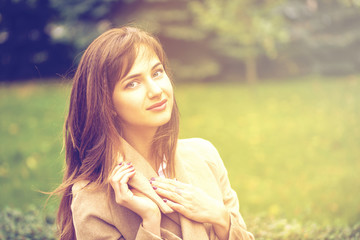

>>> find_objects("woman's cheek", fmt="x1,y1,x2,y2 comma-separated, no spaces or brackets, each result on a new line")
162,77,173,98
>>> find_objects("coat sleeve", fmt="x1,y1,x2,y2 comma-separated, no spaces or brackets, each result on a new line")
72,212,182,240
203,140,255,240
71,200,122,240
136,225,182,240
71,184,182,240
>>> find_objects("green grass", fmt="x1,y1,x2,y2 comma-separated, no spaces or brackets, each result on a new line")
0,76,359,227
0,81,70,211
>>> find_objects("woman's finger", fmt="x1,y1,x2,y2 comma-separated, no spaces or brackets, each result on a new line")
109,163,135,197
163,198,187,214
109,163,127,190
111,163,134,183
111,169,136,204
118,170,136,194
153,185,185,203
109,162,129,180
151,179,189,197
109,167,134,190
151,178,190,195
151,177,187,187
112,168,135,191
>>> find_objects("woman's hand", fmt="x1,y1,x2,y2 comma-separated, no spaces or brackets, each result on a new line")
150,178,230,239
109,162,161,236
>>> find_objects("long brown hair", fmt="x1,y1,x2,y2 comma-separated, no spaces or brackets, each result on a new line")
53,26,179,240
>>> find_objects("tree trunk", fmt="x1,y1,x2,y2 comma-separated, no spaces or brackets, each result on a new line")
245,56,258,84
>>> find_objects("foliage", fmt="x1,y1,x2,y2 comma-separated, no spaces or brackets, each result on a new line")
1,206,360,240
282,0,360,76
189,0,289,83
2,0,360,82
0,206,56,240
50,0,127,22
123,0,222,82
248,216,360,240
126,0,290,83
48,0,134,50
0,0,74,81
116,0,360,81
0,0,134,81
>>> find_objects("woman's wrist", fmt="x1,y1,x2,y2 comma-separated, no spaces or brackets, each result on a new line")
211,205,230,240
210,204,229,227
141,209,161,237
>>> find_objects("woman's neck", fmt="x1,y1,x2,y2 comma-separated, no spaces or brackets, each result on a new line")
122,126,158,170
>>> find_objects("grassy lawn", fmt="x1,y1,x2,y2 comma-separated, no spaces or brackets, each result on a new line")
0,76,359,227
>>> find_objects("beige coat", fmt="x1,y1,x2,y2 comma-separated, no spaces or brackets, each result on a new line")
71,138,254,240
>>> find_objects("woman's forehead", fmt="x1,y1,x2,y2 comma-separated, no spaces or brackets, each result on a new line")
136,45,160,63
127,46,161,73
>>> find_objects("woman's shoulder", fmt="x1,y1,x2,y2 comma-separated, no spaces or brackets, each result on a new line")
177,138,216,151
72,180,106,195
71,181,118,235
177,138,221,166
71,180,109,214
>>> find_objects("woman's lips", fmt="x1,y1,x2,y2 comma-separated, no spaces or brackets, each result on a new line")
146,99,167,111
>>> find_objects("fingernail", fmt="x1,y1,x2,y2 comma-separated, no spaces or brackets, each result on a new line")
149,180,153,184
127,162,132,165
118,162,123,166
163,199,167,203
150,177,155,181
152,186,157,190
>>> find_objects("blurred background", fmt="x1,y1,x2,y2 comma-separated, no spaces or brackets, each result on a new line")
2,0,360,82
0,0,360,235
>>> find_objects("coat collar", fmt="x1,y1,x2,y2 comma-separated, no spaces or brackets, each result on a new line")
119,138,209,239
119,138,173,214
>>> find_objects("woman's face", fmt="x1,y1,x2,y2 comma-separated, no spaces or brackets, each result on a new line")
112,47,174,133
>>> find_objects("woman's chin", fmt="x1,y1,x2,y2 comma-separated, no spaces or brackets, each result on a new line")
155,116,172,127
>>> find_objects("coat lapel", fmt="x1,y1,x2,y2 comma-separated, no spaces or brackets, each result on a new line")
120,138,209,240
174,149,209,240
119,138,174,214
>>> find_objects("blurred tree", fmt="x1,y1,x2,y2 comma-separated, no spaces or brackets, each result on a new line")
283,0,360,76
48,0,135,51
0,0,74,81
188,0,289,83
124,0,289,83
2,0,360,81
0,0,134,81
127,0,360,81
120,0,221,82
337,0,360,7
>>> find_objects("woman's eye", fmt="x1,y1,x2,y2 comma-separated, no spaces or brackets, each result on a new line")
153,69,163,78
125,81,139,89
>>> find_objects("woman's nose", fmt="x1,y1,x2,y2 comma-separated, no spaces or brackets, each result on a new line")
146,78,162,99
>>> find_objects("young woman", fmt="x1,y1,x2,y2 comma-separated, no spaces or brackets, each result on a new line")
55,26,254,240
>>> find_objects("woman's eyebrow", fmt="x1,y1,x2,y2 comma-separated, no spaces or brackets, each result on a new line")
121,73,141,83
121,62,163,83
152,62,162,70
